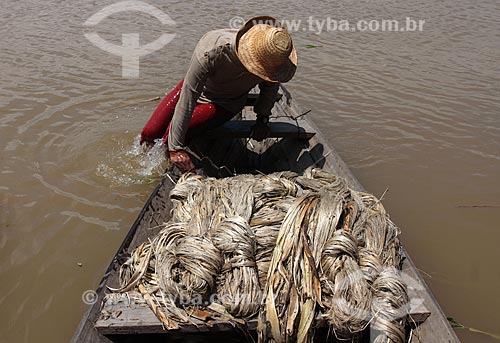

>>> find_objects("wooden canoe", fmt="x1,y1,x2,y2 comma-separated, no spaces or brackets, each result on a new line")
72,86,460,342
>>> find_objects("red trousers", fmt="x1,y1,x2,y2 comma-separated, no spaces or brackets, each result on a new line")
140,80,235,146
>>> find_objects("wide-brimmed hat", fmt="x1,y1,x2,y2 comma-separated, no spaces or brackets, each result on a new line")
236,16,297,83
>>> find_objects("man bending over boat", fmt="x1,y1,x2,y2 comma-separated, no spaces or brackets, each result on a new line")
140,16,297,171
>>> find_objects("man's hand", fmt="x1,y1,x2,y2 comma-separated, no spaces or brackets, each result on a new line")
251,122,271,141
169,150,195,172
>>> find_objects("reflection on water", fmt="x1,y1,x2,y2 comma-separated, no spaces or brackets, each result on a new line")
0,0,499,342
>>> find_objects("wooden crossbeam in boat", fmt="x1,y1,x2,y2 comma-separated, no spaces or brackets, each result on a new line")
205,120,315,140
95,293,430,336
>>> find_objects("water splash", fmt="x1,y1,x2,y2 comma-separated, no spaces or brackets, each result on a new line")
97,135,168,185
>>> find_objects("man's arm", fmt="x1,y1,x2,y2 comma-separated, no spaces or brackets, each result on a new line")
253,81,279,119
251,81,279,141
167,53,210,152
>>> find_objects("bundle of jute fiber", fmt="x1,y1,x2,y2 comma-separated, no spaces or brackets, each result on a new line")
113,168,409,342
211,216,261,318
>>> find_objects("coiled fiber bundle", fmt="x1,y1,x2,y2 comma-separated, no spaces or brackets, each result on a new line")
116,168,409,342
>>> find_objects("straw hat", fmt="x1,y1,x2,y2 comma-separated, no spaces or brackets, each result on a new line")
236,16,297,83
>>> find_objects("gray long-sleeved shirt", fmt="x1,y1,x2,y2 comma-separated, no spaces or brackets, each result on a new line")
167,29,279,151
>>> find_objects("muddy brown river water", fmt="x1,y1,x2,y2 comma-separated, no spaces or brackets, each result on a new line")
1,0,499,342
